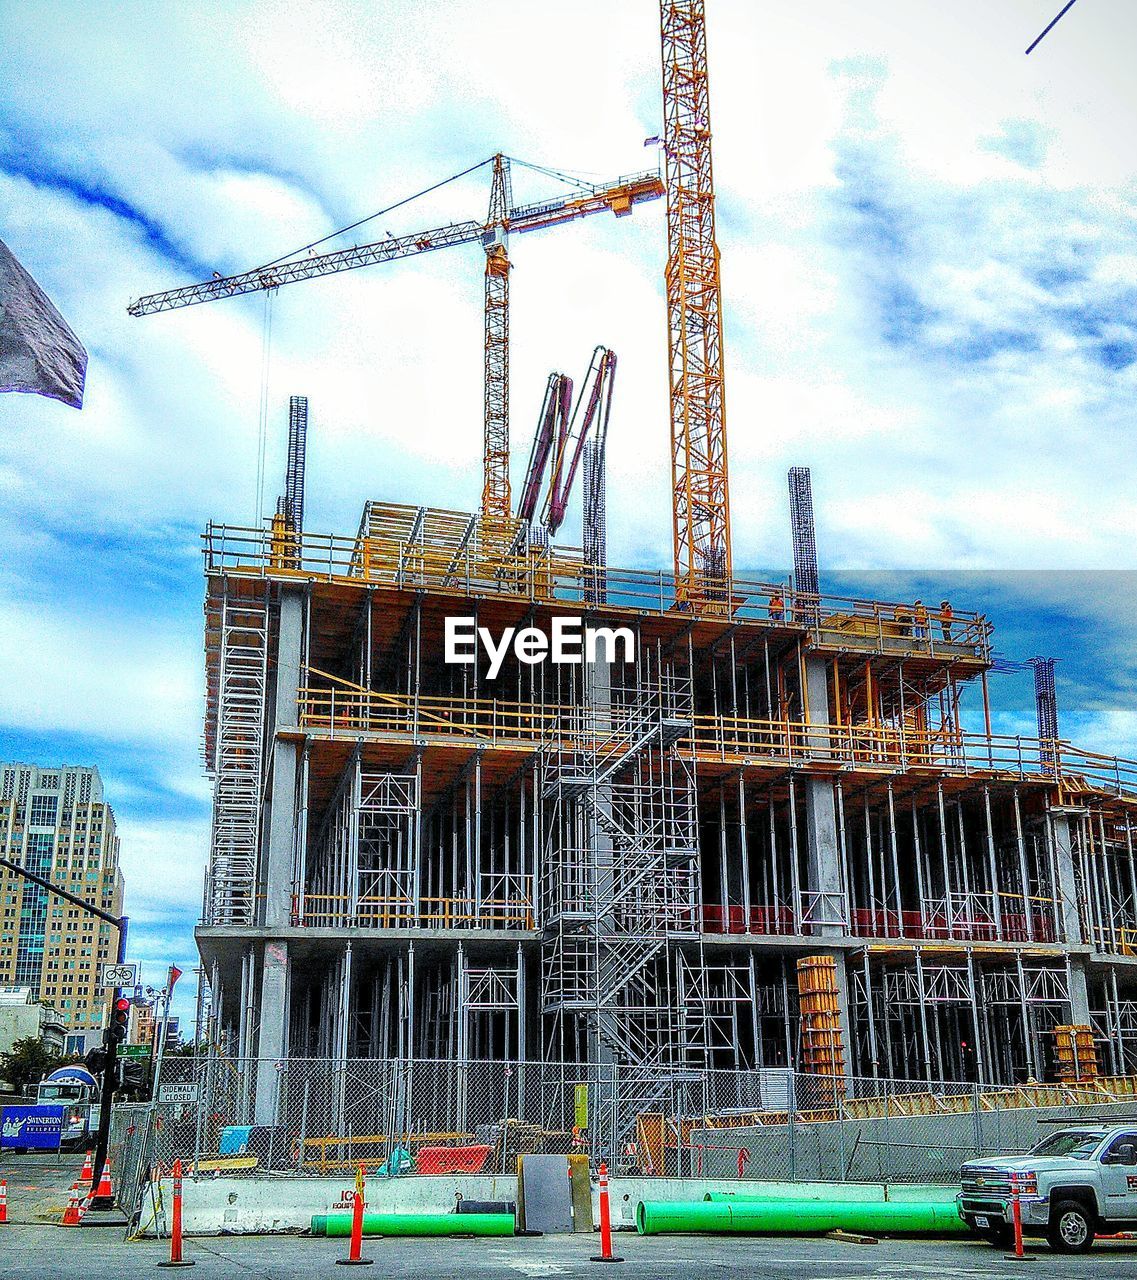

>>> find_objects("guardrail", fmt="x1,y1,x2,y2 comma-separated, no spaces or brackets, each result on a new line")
295,684,1137,800
203,520,992,662
289,891,535,930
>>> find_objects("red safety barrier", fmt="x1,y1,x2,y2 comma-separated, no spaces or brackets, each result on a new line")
590,1161,624,1264
1003,1178,1034,1262
415,1144,491,1175
158,1158,195,1268
0,1178,7,1224
336,1165,372,1267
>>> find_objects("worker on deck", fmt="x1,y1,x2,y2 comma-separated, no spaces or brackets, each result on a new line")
913,599,928,640
768,589,785,622
893,602,911,639
939,599,954,643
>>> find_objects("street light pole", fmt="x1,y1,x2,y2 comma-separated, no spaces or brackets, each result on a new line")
0,855,127,1204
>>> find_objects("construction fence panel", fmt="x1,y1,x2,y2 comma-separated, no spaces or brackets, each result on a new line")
108,1101,154,1222
122,1056,1137,1188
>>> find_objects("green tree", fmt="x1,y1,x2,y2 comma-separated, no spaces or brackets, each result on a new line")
0,1036,65,1093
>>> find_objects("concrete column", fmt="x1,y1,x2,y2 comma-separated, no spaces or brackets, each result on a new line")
263,588,305,929
800,656,852,1075
255,939,289,1124
1067,955,1092,1028
1051,810,1084,945
251,588,304,1125
802,657,843,936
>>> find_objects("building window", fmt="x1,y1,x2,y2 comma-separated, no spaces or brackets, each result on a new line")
28,794,59,827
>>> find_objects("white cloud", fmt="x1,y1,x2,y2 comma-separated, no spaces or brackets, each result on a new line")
0,593,200,748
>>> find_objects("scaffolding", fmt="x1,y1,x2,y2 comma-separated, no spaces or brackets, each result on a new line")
539,665,736,1142
196,499,1137,1127
850,950,1069,1085
203,579,269,926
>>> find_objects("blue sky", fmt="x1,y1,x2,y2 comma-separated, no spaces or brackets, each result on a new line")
1,1,1135,1029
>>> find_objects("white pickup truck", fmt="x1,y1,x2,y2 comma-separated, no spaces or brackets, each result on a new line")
958,1122,1137,1254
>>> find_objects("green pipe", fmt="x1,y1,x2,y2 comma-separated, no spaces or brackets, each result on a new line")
311,1212,515,1238
637,1198,967,1236
635,1202,734,1234
704,1189,959,1206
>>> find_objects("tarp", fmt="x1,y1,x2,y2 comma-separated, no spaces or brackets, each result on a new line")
0,238,86,409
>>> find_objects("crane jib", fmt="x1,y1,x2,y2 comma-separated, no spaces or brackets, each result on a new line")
126,220,486,315
126,172,662,317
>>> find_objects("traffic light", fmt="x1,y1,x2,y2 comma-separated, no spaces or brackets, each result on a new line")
106,995,131,1046
84,1045,107,1075
118,1060,147,1092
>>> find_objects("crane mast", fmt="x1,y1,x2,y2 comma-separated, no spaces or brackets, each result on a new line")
661,0,732,605
482,155,513,535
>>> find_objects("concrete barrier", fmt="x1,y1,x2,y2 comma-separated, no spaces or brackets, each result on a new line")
140,1173,957,1236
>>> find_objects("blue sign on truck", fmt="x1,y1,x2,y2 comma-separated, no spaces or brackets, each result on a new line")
0,1104,66,1150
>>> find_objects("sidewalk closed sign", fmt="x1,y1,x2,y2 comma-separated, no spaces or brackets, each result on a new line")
158,1082,199,1104
0,1105,65,1150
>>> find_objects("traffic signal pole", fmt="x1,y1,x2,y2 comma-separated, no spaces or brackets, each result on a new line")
0,855,128,1205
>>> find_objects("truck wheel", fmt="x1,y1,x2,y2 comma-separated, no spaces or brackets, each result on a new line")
1047,1200,1095,1254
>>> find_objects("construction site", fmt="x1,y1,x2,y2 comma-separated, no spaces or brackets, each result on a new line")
116,0,1137,1185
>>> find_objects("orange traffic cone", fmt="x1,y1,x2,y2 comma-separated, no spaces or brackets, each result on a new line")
0,1178,8,1224
61,1184,83,1227
90,1159,116,1209
78,1150,94,1187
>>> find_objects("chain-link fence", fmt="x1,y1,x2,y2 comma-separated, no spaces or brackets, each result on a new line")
110,1055,1137,1221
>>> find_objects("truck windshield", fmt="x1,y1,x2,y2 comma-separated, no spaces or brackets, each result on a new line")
38,1085,87,1102
1030,1131,1104,1159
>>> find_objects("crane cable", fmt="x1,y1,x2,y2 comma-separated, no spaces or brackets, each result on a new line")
253,157,495,272
251,153,608,274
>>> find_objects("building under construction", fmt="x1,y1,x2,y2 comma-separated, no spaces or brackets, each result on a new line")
127,3,1137,1151
191,465,1137,1102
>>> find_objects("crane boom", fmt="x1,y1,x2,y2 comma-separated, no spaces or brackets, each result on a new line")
127,220,483,316
661,0,732,606
126,169,663,317
517,346,616,537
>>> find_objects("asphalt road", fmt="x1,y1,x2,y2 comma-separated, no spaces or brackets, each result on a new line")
5,1152,1137,1279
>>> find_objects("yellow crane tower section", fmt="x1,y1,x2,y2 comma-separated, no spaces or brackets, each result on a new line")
660,0,733,607
482,155,513,537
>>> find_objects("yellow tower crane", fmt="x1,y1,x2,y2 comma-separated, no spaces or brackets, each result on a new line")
660,0,733,608
128,156,663,537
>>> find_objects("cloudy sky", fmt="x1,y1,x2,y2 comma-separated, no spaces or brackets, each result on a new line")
1,0,1135,1027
